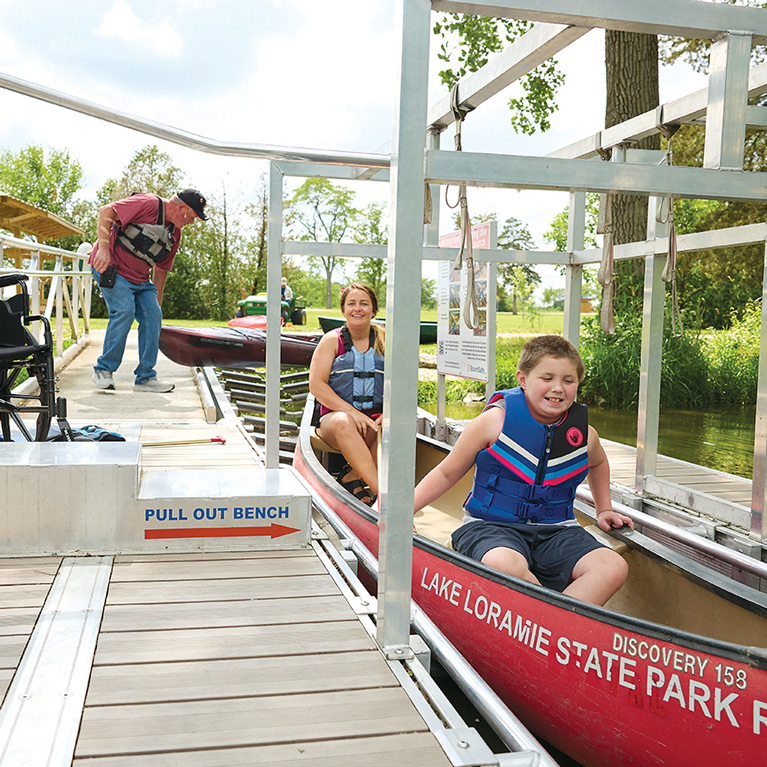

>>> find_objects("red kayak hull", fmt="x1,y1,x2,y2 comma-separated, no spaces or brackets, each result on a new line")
228,315,281,329
159,325,319,369
293,427,767,767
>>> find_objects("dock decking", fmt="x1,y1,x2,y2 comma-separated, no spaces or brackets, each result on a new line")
0,331,459,766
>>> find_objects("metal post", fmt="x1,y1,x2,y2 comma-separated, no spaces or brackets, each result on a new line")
563,191,585,345
55,256,63,359
635,196,667,492
425,128,448,440
703,31,752,170
378,0,431,656
29,250,40,341
750,240,767,540
265,162,284,468
486,220,498,401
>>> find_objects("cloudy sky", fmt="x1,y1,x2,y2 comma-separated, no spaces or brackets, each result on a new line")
0,0,708,284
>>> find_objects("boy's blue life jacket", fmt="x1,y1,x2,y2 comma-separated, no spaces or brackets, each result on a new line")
320,325,384,417
465,387,589,524
115,195,176,266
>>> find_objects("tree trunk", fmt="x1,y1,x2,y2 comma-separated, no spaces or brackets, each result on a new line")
605,31,660,247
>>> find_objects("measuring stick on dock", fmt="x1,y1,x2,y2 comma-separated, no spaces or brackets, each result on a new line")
143,436,226,447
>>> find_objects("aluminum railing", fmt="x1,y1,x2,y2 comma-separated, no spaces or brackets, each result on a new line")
1,235,92,393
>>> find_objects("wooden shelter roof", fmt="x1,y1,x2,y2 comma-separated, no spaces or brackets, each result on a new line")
0,194,83,241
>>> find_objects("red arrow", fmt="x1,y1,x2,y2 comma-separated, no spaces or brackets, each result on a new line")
144,523,300,540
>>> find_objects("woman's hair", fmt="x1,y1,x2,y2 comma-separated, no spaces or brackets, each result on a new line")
517,335,585,382
341,282,385,355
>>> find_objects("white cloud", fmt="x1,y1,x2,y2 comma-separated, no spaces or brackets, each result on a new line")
95,1,183,59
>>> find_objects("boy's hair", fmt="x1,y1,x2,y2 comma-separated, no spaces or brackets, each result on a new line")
517,335,585,382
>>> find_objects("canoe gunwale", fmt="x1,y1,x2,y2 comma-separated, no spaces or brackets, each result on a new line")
295,398,767,671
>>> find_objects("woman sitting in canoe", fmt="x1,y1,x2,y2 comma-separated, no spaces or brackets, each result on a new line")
309,282,384,506
414,335,633,606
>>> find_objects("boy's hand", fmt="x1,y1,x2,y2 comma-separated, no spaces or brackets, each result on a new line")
596,510,634,532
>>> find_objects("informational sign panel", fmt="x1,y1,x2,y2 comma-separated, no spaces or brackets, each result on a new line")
437,222,492,382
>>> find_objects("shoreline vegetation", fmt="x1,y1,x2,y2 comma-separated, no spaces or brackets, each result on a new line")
87,305,762,412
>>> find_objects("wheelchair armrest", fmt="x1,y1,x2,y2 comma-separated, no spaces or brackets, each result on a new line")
0,273,28,289
25,314,53,347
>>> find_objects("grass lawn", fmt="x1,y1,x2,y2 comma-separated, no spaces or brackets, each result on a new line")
89,310,584,336
303,308,575,335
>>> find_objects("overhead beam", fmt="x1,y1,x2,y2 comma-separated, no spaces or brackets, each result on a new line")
0,71,390,169
550,59,767,160
426,149,767,201
571,222,767,265
427,23,589,129
282,241,387,259
274,160,389,181
432,0,767,44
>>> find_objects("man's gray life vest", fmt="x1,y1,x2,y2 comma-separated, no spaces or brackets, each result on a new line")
115,195,176,266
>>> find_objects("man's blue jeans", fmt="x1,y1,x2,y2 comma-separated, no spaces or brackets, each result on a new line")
92,267,163,384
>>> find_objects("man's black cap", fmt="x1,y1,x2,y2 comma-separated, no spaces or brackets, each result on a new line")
178,188,208,220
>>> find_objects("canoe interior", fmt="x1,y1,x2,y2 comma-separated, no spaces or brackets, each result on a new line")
409,435,767,649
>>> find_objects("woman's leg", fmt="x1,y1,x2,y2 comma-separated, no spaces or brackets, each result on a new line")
317,412,379,496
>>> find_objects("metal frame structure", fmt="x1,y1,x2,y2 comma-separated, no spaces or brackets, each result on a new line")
2,0,767,673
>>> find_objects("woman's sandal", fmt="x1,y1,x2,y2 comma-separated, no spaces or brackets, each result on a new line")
337,470,374,506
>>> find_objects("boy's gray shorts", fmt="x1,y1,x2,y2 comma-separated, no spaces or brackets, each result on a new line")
451,519,607,592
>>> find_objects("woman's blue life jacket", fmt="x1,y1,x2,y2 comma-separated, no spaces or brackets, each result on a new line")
464,387,590,524
319,325,384,417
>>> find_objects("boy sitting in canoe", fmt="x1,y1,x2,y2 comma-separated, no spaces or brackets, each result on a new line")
414,335,633,606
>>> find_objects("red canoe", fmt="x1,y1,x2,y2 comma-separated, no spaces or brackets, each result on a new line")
293,399,767,767
159,325,320,369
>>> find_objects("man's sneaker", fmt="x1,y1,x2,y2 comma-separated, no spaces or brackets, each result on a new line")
93,370,115,390
134,378,175,393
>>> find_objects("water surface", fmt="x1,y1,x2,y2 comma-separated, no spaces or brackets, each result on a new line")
422,402,756,479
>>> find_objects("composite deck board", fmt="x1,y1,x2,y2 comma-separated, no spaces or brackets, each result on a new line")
602,441,751,508
86,650,398,705
100,594,356,632
75,688,430,758
106,574,339,604
0,558,59,702
139,423,261,471
0,557,60,582
0,635,33,669
110,555,325,581
94,621,376,664
0,606,47,635
72,548,451,766
116,550,312,563
73,732,451,767
0,668,12,699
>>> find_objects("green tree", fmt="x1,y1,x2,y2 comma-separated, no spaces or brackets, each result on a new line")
421,276,437,310
244,174,269,294
284,178,359,308
433,13,564,134
0,144,84,249
165,185,255,321
352,202,388,304
98,145,184,204
496,216,539,314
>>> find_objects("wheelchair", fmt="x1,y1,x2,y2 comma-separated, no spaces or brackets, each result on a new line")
0,273,69,441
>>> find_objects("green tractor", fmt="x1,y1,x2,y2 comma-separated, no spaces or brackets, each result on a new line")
235,292,307,325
